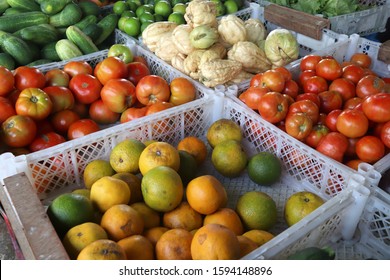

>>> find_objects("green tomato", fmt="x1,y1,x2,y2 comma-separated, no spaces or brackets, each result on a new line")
108,44,134,64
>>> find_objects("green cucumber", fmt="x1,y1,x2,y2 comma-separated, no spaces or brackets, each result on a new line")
0,52,15,70
81,23,102,43
6,0,40,11
55,39,84,61
78,0,100,17
0,32,35,65
0,0,10,14
287,246,336,260
39,0,71,15
94,13,119,45
41,41,61,61
49,2,82,28
0,11,49,32
2,6,28,15
27,59,54,67
66,25,99,55
14,23,58,45
74,14,98,30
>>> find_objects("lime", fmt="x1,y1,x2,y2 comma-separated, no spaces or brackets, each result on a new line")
177,150,198,186
172,3,186,14
126,0,139,11
154,0,172,18
113,1,130,15
247,151,282,186
139,11,155,23
121,10,136,18
141,20,154,33
224,0,238,14
127,0,142,8
171,0,185,5
154,14,165,22
167,12,185,24
123,17,141,37
136,4,154,17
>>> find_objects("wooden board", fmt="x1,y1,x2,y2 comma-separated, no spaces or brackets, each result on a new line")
264,4,330,40
378,40,390,64
0,173,69,260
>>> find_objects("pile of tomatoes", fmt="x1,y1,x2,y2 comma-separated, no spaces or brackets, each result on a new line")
239,53,390,169
0,53,196,155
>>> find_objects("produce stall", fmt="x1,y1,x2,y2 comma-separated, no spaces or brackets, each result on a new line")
0,0,389,261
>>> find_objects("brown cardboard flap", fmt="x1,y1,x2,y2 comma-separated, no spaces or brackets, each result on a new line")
264,4,330,40
378,40,390,65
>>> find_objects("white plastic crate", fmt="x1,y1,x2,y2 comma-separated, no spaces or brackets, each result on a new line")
253,0,389,36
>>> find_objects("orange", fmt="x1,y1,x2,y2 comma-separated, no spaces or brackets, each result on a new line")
117,235,155,260
130,201,161,230
143,226,169,247
77,239,126,260
100,204,144,241
155,228,193,260
206,118,243,148
162,201,203,231
203,208,244,235
83,159,115,189
186,175,227,215
237,235,259,258
191,223,240,260
242,229,274,247
109,139,146,174
177,136,208,166
112,172,143,204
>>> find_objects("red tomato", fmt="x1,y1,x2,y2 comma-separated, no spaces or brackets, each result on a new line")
13,66,46,90
145,102,174,116
127,61,151,86
328,78,356,102
345,137,359,158
69,73,102,104
325,109,342,132
282,79,299,99
1,115,37,147
295,92,321,108
43,86,75,113
0,97,16,125
305,124,329,148
316,131,349,162
89,99,120,125
380,120,390,148
315,58,342,81
318,112,327,125
63,61,93,77
238,86,269,110
362,93,390,123
343,96,363,110
355,135,385,163
298,70,316,88
15,88,53,121
135,75,170,106
287,99,319,124
346,159,364,170
50,109,80,136
258,70,285,92
94,56,128,85
67,119,100,140
120,106,149,123
356,75,386,99
257,91,289,124
133,55,148,67
318,90,343,114
169,77,196,106
302,75,328,94
44,69,70,87
7,89,21,107
285,112,313,141
300,55,322,71
273,66,292,81
71,102,89,118
100,78,136,113
342,64,365,84
350,53,372,69
336,109,369,138
0,66,14,96
29,131,66,152
283,94,295,106
249,73,263,87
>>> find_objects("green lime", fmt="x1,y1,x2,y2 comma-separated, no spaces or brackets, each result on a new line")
123,17,141,37
121,10,136,18
113,1,130,15
127,0,142,8
167,12,185,24
136,4,154,17
139,11,155,23
224,0,238,14
171,0,185,5
141,20,154,33
154,14,165,21
172,3,186,14
154,0,172,18
178,150,198,186
126,0,139,11
247,151,282,186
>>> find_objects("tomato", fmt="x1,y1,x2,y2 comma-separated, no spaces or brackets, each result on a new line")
169,77,196,106
100,78,136,113
298,70,316,88
295,92,321,108
238,86,269,110
89,99,120,125
273,66,292,81
133,56,148,67
318,112,327,125
67,119,100,140
94,56,128,85
127,61,151,86
283,94,295,106
13,66,46,90
316,131,349,162
120,106,149,123
350,53,372,69
15,88,53,121
325,109,342,132
43,86,75,113
71,102,89,119
285,112,313,141
287,99,319,124
342,64,365,84
35,119,54,135
257,91,289,124
343,96,363,110
69,73,102,104
345,159,364,170
7,89,20,107
50,109,80,136
356,75,386,99
355,135,385,163
315,58,342,81
328,78,356,102
380,120,390,148
305,124,329,148
63,61,93,77
345,137,359,158
29,131,66,152
302,75,328,94
0,97,16,125
282,79,299,99
362,93,390,123
258,70,285,92
0,66,14,96
145,102,175,116
336,109,369,138
107,44,134,64
135,75,170,105
249,73,263,87
1,115,37,148
318,90,343,114
300,55,322,71
44,69,70,87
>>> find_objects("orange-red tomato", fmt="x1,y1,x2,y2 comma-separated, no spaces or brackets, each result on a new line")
356,75,386,99
169,77,196,106
135,75,170,106
350,53,372,69
285,112,313,141
287,99,319,124
67,119,100,140
315,58,343,81
258,70,285,92
44,69,70,87
69,73,102,105
336,109,369,138
13,66,46,91
238,86,269,110
94,56,128,85
100,78,136,113
316,131,349,162
120,106,148,123
1,115,37,148
257,91,289,124
362,93,390,123
355,135,385,163
300,55,322,72
317,90,343,114
63,61,93,77
328,78,356,102
29,131,66,152
89,99,120,125
0,66,14,96
50,109,81,136
0,97,16,125
15,88,53,121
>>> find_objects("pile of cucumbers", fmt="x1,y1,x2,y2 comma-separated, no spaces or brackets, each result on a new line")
0,0,119,69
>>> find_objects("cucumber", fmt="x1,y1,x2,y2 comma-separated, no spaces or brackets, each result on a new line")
49,2,82,28
6,0,40,11
27,58,54,67
14,23,58,45
78,0,100,17
74,14,98,30
55,39,84,61
0,32,35,65
0,11,49,32
39,0,71,15
82,23,103,43
66,25,99,55
287,247,336,260
94,13,119,45
0,0,10,14
0,52,15,70
2,6,28,15
41,41,61,61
